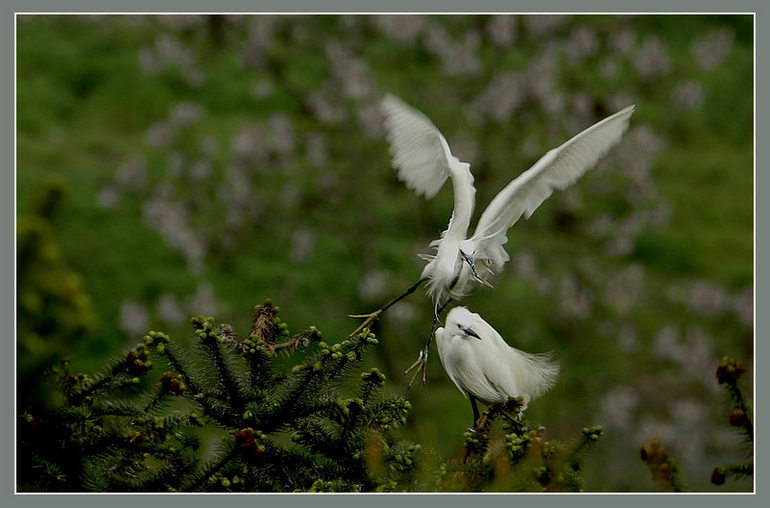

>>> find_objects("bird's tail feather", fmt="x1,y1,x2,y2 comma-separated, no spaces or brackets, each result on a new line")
519,350,560,400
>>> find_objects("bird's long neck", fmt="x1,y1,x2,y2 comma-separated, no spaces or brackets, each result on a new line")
445,158,475,239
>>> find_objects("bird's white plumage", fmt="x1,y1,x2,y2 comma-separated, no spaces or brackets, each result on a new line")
380,95,635,304
381,94,455,199
469,105,636,274
381,94,478,305
436,306,559,409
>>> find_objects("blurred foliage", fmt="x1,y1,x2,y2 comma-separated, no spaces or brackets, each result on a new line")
17,177,97,409
17,14,753,491
639,439,684,492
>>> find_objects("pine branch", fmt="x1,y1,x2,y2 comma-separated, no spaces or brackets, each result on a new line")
640,440,684,492
358,368,387,405
61,344,153,406
193,316,248,417
141,371,187,414
710,356,754,486
143,331,234,426
711,462,753,485
143,332,201,394
267,329,378,429
564,426,604,472
716,356,754,442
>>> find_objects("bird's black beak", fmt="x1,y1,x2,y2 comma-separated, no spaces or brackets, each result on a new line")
461,326,481,340
460,251,481,279
460,251,494,288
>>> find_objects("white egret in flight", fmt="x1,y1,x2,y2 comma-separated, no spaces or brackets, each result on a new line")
354,94,634,386
436,306,559,428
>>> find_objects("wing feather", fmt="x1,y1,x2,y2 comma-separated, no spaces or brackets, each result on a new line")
380,94,455,199
470,105,636,271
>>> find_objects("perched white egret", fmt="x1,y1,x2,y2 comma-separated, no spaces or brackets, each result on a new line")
377,94,635,385
436,306,559,427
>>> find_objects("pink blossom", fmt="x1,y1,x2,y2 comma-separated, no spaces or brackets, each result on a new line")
691,28,734,70
485,15,517,47
119,298,150,337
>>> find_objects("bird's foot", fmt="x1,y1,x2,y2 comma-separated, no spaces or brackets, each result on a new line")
497,398,525,427
473,411,492,433
347,309,382,319
473,274,495,289
347,309,382,338
403,350,428,389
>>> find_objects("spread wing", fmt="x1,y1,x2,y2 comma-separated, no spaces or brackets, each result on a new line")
380,93,456,199
470,105,636,272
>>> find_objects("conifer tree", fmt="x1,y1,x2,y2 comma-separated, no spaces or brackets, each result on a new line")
18,301,419,492
710,356,753,487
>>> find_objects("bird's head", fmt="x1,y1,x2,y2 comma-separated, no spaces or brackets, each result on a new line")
459,239,476,258
458,240,490,287
445,306,482,340
458,239,476,271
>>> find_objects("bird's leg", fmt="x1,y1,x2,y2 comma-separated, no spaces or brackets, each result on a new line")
404,299,451,388
473,407,493,432
348,278,425,338
404,343,430,390
463,393,481,464
464,396,490,463
470,395,482,428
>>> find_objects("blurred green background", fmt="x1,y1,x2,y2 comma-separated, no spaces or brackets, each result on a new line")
16,14,753,492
